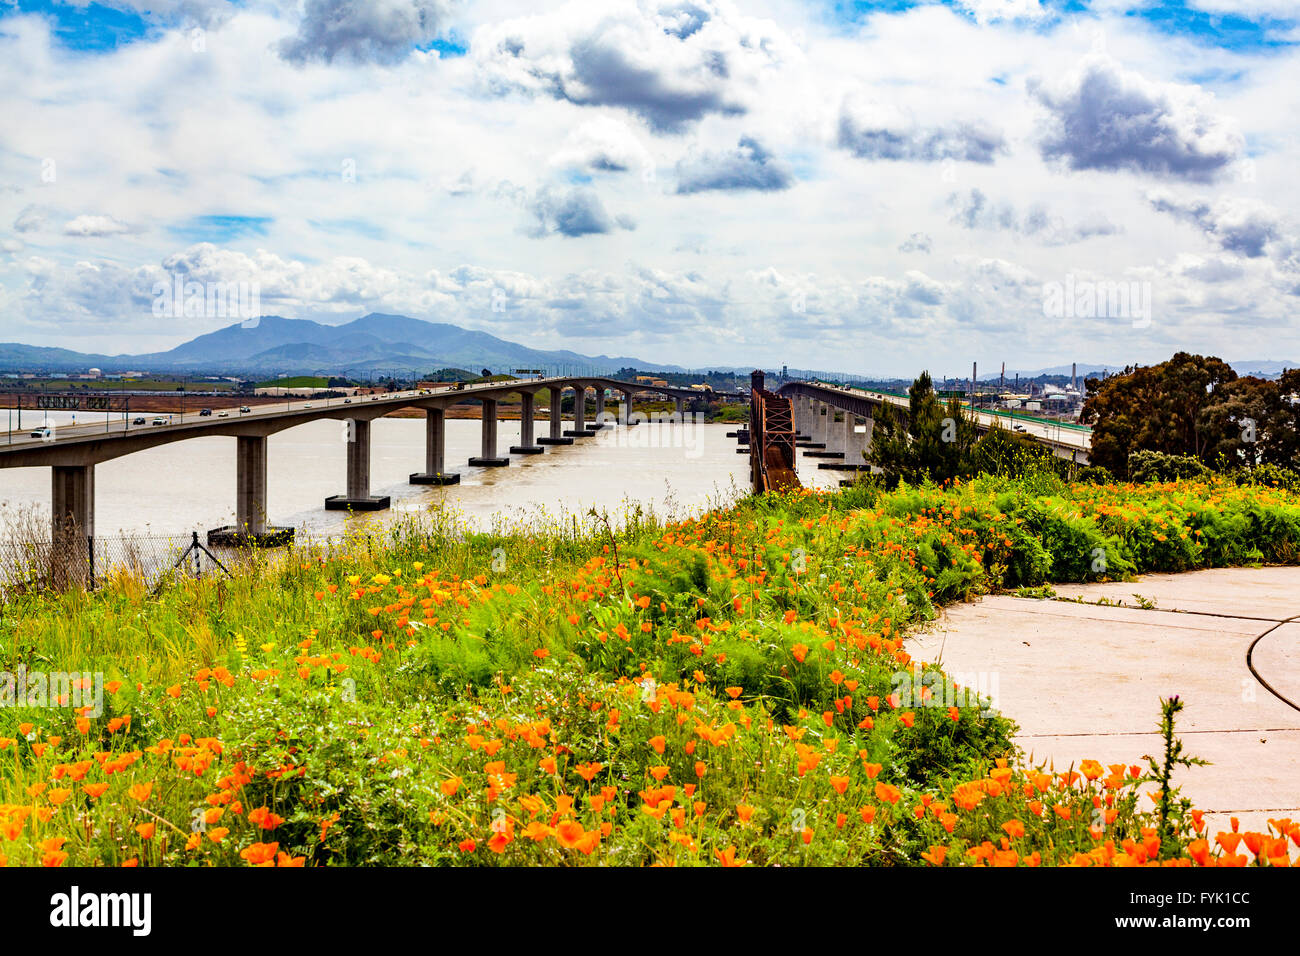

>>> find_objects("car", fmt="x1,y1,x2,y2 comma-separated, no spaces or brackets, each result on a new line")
1013,424,1027,432
239,406,251,414
304,403,313,408
217,411,229,418
151,417,168,426
343,398,352,404
30,427,52,439
132,417,146,425
199,408,212,416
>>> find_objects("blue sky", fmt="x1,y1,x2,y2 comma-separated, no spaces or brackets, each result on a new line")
3,0,1300,375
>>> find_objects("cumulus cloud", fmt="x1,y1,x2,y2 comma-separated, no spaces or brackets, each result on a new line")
278,0,454,66
473,0,798,132
525,187,635,237
674,136,792,193
837,95,1005,164
548,117,652,174
946,189,1120,244
1146,190,1282,257
1029,54,1244,182
62,215,135,237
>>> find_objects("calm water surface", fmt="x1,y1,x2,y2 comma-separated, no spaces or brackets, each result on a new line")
0,418,841,538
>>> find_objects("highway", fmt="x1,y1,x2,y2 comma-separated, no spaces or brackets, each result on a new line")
803,382,1091,455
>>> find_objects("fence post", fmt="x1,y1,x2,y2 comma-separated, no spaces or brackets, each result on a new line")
87,535,94,590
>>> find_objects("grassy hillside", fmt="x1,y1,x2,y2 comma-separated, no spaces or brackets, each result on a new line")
1,477,1297,867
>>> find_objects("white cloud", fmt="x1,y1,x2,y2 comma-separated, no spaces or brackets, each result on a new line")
62,215,135,237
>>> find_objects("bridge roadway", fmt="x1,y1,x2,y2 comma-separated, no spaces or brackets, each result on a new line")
777,381,1091,467
0,375,729,548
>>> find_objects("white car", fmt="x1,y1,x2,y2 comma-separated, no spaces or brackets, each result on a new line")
217,411,229,418
151,417,168,426
30,427,52,439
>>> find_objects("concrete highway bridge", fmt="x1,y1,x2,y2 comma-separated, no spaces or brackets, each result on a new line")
743,374,1091,492
776,379,1091,463
0,376,731,557
2,371,1090,584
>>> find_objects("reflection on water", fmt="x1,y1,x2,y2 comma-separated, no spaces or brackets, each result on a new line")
0,418,844,538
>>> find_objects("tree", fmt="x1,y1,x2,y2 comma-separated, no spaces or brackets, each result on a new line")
1081,353,1237,476
867,372,977,485
1197,376,1289,469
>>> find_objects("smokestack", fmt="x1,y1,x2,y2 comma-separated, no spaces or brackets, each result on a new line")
1071,362,1077,394
1015,372,1019,392
1000,362,1005,392
971,361,977,400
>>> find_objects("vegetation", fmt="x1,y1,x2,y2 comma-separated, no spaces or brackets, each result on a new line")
868,372,1058,487
252,376,331,389
1083,353,1300,477
2,473,1297,867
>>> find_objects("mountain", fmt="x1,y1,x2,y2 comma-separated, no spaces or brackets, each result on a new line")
0,313,686,377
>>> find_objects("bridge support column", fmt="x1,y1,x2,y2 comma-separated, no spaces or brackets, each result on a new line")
326,418,390,510
236,435,268,533
411,407,460,484
510,391,544,454
207,436,294,545
51,464,93,588
799,400,827,449
470,397,509,466
674,395,686,420
539,384,573,445
619,390,633,426
805,407,846,459
565,385,594,437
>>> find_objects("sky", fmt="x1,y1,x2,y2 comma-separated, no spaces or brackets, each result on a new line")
1,0,1299,378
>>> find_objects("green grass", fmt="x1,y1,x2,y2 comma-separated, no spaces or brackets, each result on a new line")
1,476,1296,867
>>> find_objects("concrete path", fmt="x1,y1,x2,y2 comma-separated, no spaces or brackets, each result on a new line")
910,568,1300,847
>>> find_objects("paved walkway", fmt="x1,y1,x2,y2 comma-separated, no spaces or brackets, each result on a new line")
910,567,1300,845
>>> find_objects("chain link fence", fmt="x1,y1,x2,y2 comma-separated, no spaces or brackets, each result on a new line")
0,532,245,598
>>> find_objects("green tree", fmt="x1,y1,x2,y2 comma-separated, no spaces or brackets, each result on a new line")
1081,353,1237,476
867,372,977,485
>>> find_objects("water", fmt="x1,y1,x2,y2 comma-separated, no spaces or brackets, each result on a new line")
0,417,841,539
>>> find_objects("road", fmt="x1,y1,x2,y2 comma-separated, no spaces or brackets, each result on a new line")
812,382,1091,455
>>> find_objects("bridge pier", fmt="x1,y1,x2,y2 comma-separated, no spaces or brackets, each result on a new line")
207,436,294,545
805,407,846,459
565,385,594,437
798,400,827,449
538,384,573,445
236,435,267,532
326,418,391,510
619,390,635,425
510,391,544,454
411,407,460,484
470,397,509,466
51,464,93,588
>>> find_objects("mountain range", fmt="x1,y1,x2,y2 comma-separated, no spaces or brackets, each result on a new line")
0,314,686,377
0,314,1294,381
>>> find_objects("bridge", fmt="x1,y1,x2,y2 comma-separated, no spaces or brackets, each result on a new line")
0,376,731,564
772,379,1090,466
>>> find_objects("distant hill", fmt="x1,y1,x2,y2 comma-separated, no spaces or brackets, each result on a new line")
0,313,685,377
